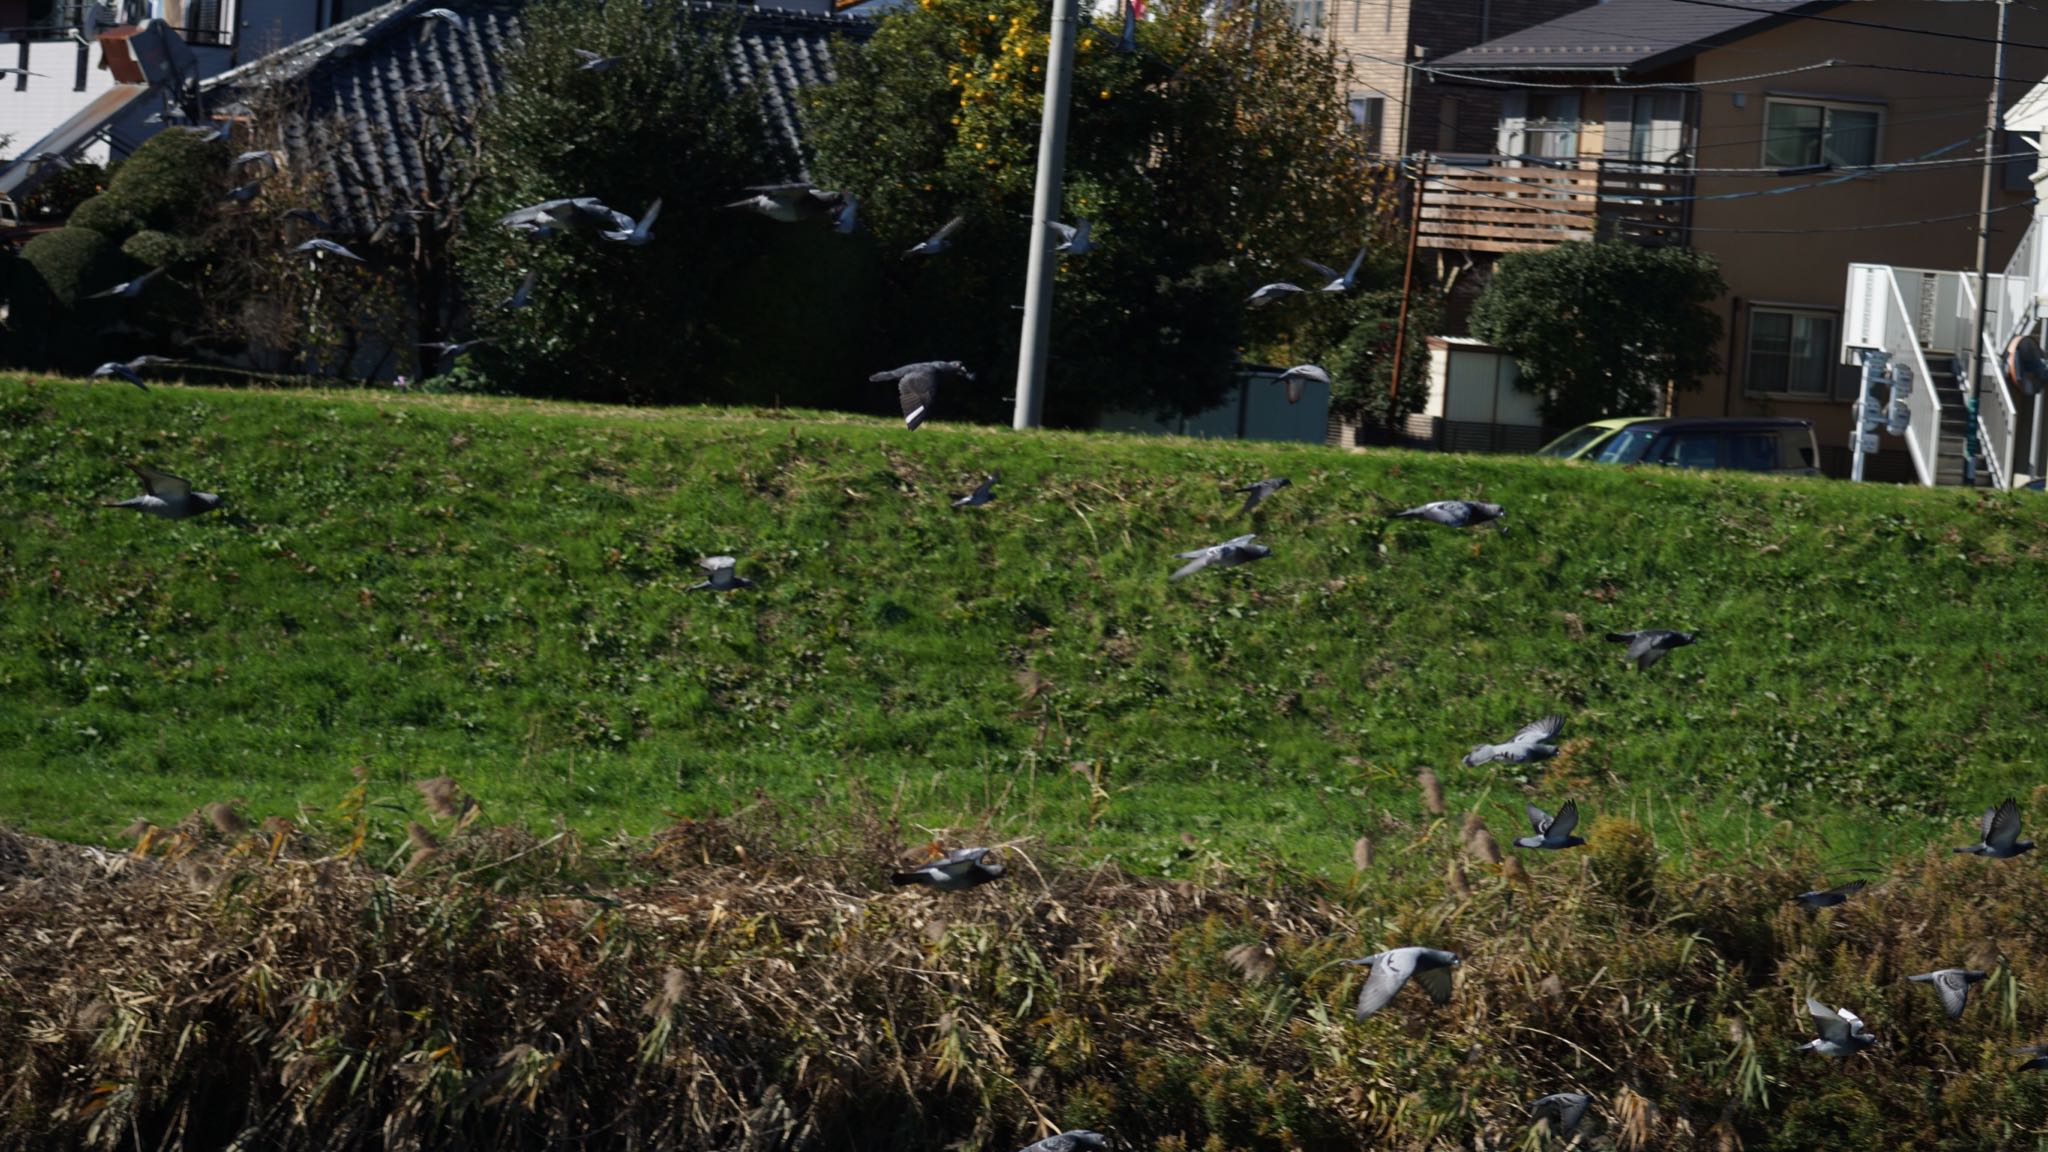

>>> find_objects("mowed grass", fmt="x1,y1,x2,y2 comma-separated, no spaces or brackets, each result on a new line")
2,375,2047,874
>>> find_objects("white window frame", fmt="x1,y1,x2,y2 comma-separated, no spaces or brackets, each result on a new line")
1760,96,1884,169
1287,0,1324,32
1745,304,1853,400
1349,94,1385,155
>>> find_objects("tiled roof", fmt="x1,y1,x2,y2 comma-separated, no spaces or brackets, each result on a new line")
1431,0,1840,72
203,0,872,235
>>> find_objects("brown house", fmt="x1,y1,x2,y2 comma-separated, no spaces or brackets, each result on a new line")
1312,0,1598,157
1401,0,2048,482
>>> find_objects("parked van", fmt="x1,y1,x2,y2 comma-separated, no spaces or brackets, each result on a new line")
1539,417,1822,476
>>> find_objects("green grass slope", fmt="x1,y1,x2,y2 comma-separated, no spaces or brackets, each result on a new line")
2,377,2046,870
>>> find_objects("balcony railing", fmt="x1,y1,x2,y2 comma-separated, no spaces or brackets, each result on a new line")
1416,155,1695,254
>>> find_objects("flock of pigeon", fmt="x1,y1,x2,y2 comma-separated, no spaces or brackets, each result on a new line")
66,49,2046,1146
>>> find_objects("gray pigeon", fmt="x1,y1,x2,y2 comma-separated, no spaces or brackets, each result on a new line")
295,238,365,263
1462,714,1561,767
1273,364,1329,403
1796,998,1875,1060
953,471,1000,508
104,464,222,520
1605,629,1696,671
1340,946,1460,1019
280,207,336,231
87,267,163,300
2014,1042,2048,1071
1016,1133,1106,1152
600,198,660,245
1513,800,1585,851
870,361,973,430
1300,242,1369,293
687,555,752,592
1020,214,1093,255
416,6,462,41
1392,499,1506,532
223,181,263,204
1246,281,1305,307
498,197,619,238
421,338,487,359
1231,476,1290,515
1170,533,1271,581
905,215,964,257
1908,968,1988,1019
1528,1092,1591,1135
724,182,851,226
1957,797,2034,858
1790,880,1866,912
498,268,537,311
91,355,170,390
233,149,280,174
572,47,621,71
891,845,1005,891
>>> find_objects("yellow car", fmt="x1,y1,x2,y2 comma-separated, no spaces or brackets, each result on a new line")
1535,417,1659,461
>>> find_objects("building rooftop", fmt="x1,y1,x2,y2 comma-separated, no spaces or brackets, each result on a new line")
1431,0,1840,73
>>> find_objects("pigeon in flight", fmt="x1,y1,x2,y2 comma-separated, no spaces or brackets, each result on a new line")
1391,499,1506,532
1231,476,1290,515
233,149,280,174
953,471,1000,508
2014,1043,2048,1072
498,196,619,238
905,215,964,257
870,360,973,430
573,47,621,71
1463,715,1562,767
687,556,753,592
1796,998,1875,1060
1908,968,1988,1019
295,238,365,262
1957,797,2034,858
87,267,163,300
223,181,263,204
420,338,487,359
280,207,335,231
498,268,537,311
1015,1133,1106,1152
1115,0,1137,51
0,66,43,78
1273,364,1329,403
1513,800,1585,850
1605,629,1696,671
416,6,462,40
600,198,660,245
1341,947,1460,1019
1300,242,1368,293
104,465,222,520
1021,214,1093,255
724,182,851,226
891,845,1005,891
1246,281,1305,307
1528,1093,1591,1136
1169,533,1271,581
1790,880,1866,912
91,355,171,390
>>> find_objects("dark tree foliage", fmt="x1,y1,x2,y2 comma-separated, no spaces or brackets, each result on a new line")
805,0,1391,426
1469,239,1727,427
455,0,785,404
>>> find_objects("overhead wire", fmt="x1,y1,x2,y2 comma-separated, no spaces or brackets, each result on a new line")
1665,0,2048,52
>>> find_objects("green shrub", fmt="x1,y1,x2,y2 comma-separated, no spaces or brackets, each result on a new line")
121,228,203,269
67,130,228,240
20,227,127,309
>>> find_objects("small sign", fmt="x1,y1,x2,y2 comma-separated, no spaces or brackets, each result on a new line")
1855,432,1879,454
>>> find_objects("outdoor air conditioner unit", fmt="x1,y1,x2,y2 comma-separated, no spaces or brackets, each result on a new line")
1842,264,1891,359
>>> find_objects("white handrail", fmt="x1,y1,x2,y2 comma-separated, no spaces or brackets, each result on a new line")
1960,271,2023,490
1882,267,1942,486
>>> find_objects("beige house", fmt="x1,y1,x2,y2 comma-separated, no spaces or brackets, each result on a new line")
1410,0,2048,481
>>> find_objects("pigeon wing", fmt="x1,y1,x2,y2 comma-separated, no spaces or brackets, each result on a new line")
130,465,191,499
1222,534,1258,548
1987,798,2023,851
1169,553,1212,581
1928,970,1976,1018
898,370,938,429
1827,880,1867,899
929,215,964,243
1807,999,1850,1042
1417,501,1467,526
700,556,737,573
1626,633,1661,665
1526,804,1554,836
1354,951,1415,1018
1546,800,1579,841
1412,962,1455,1004
1556,1094,1590,1131
1298,257,1341,279
1510,715,1563,745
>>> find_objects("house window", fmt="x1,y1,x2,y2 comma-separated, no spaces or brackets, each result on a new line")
1348,95,1385,154
1436,96,1460,152
1287,0,1324,31
2003,130,2039,192
1525,91,1580,159
1762,98,1880,168
1747,308,1843,397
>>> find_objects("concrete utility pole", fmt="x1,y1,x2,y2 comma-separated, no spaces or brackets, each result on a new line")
1966,0,2011,484
1011,0,1082,430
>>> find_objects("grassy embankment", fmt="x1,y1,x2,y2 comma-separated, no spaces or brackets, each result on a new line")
3,376,2048,869
8,378,2048,1149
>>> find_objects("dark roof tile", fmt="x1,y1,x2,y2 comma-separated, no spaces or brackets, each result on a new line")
1432,0,1842,72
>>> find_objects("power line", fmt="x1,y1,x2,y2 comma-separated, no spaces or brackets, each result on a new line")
1355,52,1840,91
1667,0,2048,53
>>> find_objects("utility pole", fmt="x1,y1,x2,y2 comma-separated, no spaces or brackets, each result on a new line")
1966,0,2011,485
1011,0,1081,430
1387,155,1425,440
